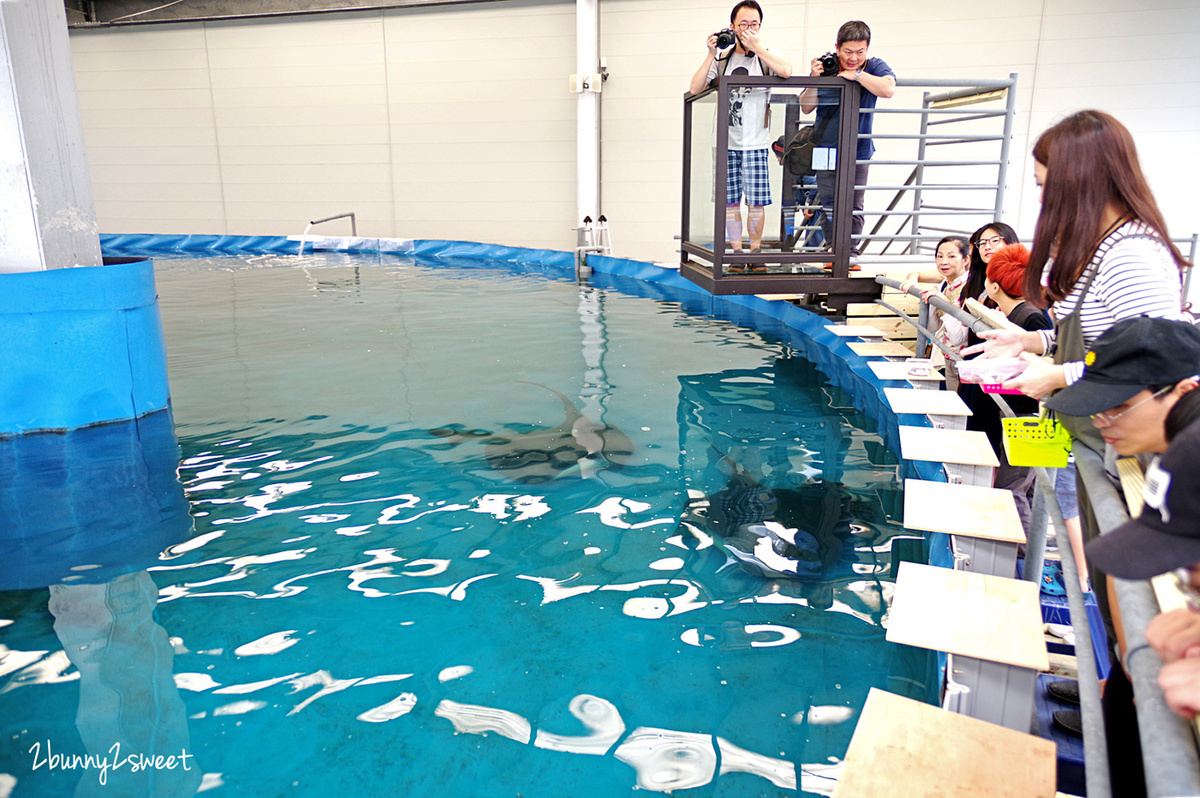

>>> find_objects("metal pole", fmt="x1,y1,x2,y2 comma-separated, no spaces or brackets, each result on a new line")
995,73,1018,220
911,92,931,256
1074,446,1200,797
576,0,600,229
1034,455,1110,798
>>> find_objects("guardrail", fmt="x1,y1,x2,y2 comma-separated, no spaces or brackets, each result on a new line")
869,274,1200,798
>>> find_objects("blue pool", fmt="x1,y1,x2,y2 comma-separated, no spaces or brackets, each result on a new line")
0,247,937,797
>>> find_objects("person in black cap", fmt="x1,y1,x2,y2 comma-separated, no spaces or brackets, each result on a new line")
1087,418,1200,720
1041,316,1200,457
1039,316,1200,770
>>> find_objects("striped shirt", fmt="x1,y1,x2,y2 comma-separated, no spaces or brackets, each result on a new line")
1038,220,1185,384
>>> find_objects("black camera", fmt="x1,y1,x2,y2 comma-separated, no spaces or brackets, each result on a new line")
818,51,840,76
715,28,738,49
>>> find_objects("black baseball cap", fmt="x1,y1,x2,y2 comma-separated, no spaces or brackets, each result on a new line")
1042,316,1200,417
1086,419,1200,579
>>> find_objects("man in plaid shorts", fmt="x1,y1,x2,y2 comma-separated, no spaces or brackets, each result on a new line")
689,1,792,258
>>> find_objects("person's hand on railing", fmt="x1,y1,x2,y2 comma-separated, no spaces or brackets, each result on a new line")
1147,608,1200,663
899,272,920,293
1158,656,1200,720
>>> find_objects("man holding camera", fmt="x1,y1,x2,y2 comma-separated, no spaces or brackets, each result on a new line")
689,0,792,258
799,20,895,259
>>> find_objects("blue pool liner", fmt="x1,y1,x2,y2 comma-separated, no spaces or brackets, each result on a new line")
0,257,170,436
0,408,191,589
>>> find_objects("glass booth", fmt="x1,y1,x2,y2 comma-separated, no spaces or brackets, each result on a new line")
681,75,883,310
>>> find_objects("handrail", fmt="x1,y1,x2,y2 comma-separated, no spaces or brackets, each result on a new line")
852,75,1017,263
1034,456,1110,798
873,276,992,338
1075,446,1200,798
871,273,1200,797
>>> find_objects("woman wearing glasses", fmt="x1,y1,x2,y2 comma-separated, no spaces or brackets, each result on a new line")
964,222,1020,307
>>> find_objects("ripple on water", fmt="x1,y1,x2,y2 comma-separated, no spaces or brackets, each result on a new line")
0,257,934,797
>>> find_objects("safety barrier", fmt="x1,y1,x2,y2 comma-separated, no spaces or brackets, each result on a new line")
871,273,1200,798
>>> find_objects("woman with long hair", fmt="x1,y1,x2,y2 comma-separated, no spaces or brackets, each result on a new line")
964,221,1019,306
969,110,1189,448
969,114,1191,782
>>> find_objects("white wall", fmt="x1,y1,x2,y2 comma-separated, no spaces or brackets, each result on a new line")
69,0,1200,265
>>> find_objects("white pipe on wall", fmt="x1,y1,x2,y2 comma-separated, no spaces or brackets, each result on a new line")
575,0,600,229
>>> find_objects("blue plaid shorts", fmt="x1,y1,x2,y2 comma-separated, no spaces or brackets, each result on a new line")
726,148,772,207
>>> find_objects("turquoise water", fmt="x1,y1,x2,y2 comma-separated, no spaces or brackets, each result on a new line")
0,253,934,796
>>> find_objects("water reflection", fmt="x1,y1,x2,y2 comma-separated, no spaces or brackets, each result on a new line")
47,575,200,796
422,691,836,793
427,381,636,484
0,411,198,795
0,410,191,589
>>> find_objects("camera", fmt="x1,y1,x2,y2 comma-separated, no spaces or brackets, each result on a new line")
818,51,840,76
715,28,738,49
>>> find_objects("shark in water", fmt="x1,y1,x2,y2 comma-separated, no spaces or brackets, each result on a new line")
429,383,635,484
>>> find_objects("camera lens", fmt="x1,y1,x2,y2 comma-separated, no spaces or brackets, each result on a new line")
715,28,737,49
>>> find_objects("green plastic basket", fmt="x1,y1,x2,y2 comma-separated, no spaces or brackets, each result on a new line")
1002,415,1071,467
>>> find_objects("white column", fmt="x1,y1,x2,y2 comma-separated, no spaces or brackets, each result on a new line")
0,0,102,273
576,0,600,228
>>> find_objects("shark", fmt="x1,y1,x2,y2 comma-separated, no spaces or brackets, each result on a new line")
429,383,635,484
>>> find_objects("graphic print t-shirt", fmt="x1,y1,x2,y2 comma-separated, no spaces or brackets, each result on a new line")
706,52,771,151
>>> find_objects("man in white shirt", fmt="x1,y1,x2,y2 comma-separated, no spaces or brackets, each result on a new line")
689,1,792,259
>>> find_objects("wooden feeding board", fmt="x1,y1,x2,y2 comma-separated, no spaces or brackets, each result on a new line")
886,561,1048,672
825,324,888,338
884,388,972,417
868,361,944,383
834,688,1056,798
964,298,1023,333
902,479,1024,544
898,426,999,467
848,341,914,358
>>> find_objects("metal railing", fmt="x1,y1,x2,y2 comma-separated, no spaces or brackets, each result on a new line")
1074,446,1200,798
856,75,1019,266
870,274,1200,798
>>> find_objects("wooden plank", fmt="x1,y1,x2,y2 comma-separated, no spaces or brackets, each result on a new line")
868,360,944,383
848,341,914,358
903,479,1024,544
898,426,1000,467
885,388,972,416
842,316,914,339
826,324,887,337
835,688,1056,798
886,561,1049,671
1115,456,1146,518
848,298,921,316
964,298,1022,333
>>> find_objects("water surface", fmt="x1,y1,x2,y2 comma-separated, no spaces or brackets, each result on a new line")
0,253,933,796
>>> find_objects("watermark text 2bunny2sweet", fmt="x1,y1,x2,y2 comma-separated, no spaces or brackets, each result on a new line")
29,740,194,786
